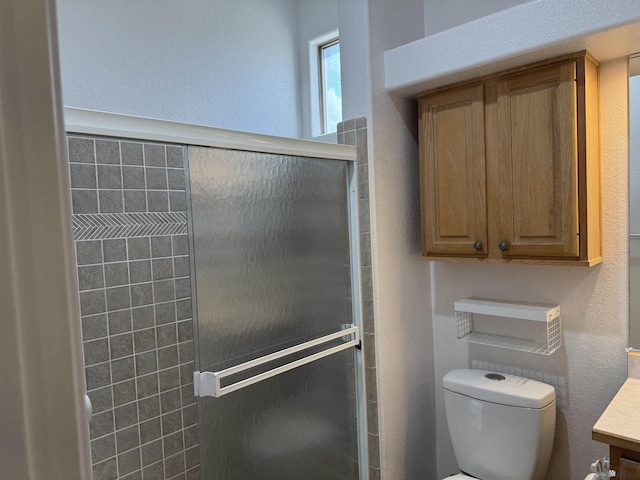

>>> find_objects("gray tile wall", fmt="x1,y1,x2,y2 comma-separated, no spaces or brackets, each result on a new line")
68,136,199,480
338,118,381,480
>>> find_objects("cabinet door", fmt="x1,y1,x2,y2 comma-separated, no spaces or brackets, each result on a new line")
620,457,640,480
420,84,487,256
496,61,579,259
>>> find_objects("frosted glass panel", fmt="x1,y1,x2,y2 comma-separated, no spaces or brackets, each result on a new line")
188,146,358,480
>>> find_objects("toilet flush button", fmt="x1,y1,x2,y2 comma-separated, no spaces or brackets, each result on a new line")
485,373,506,381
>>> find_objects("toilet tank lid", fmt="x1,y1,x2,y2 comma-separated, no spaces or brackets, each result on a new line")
443,369,555,409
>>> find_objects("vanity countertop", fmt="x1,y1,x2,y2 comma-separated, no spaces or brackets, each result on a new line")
593,378,640,450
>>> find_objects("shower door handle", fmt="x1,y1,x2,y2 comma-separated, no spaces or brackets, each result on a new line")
194,324,360,398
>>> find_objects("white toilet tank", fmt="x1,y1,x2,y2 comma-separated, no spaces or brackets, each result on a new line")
443,369,556,480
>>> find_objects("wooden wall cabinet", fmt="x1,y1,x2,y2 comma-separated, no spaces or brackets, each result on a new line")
418,51,601,266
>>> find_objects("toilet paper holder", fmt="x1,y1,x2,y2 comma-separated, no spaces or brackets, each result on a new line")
591,456,616,478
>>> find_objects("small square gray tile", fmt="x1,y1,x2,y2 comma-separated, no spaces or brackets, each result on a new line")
135,351,158,376
137,373,159,400
169,191,187,212
86,362,111,391
158,346,179,370
143,462,164,479
106,286,131,311
182,404,197,427
115,401,139,430
152,258,173,281
128,237,150,260
117,447,141,475
77,264,104,291
163,430,184,457
131,282,154,307
105,262,129,287
144,144,166,167
70,163,97,188
160,388,181,414
171,235,189,256
97,165,123,189
175,278,190,299
145,167,168,190
166,146,183,168
177,321,193,343
159,367,180,392
96,140,120,165
121,142,143,166
110,333,134,359
140,417,161,444
167,169,185,190
124,190,147,213
99,190,124,213
89,409,114,439
178,342,194,365
184,425,198,449
147,191,169,212
111,356,135,383
116,424,140,454
134,328,157,353
179,363,194,387
92,458,117,480
84,338,110,366
154,280,175,302
103,238,127,263
91,434,116,464
142,439,163,467
138,395,160,422
72,189,99,214
68,137,95,164
161,410,182,435
185,445,199,469
82,313,108,341
176,299,192,320
151,236,172,257
186,466,200,480
112,379,136,407
132,306,155,330
87,385,113,413
173,257,190,278
122,166,146,189
108,309,132,335
129,260,152,284
157,324,177,347
80,289,106,316
76,240,103,265
181,385,196,407
155,302,176,325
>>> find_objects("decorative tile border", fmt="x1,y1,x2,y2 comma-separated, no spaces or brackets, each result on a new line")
73,212,187,241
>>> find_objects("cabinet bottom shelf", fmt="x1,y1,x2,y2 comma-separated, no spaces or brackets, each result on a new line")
459,331,559,355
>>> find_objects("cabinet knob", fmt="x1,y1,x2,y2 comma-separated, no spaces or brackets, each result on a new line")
498,241,509,251
473,241,483,251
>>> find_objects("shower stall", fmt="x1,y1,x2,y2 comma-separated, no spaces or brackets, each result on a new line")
67,109,369,480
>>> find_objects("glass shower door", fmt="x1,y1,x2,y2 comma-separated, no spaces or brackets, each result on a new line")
187,146,361,480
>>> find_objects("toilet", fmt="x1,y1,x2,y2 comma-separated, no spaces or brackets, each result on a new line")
442,369,556,480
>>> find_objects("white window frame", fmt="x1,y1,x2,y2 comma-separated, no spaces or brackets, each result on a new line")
309,29,341,139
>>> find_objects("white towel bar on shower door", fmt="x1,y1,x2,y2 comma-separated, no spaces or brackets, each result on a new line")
193,324,360,398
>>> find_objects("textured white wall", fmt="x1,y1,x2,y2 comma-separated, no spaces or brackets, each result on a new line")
431,58,629,480
365,0,437,479
56,0,303,138
424,0,529,36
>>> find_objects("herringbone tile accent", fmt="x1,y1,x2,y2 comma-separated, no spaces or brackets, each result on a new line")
72,212,187,240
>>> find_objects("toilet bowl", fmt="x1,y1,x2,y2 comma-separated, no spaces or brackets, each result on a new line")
441,369,556,480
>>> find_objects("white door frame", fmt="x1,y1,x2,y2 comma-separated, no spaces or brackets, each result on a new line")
0,0,91,478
